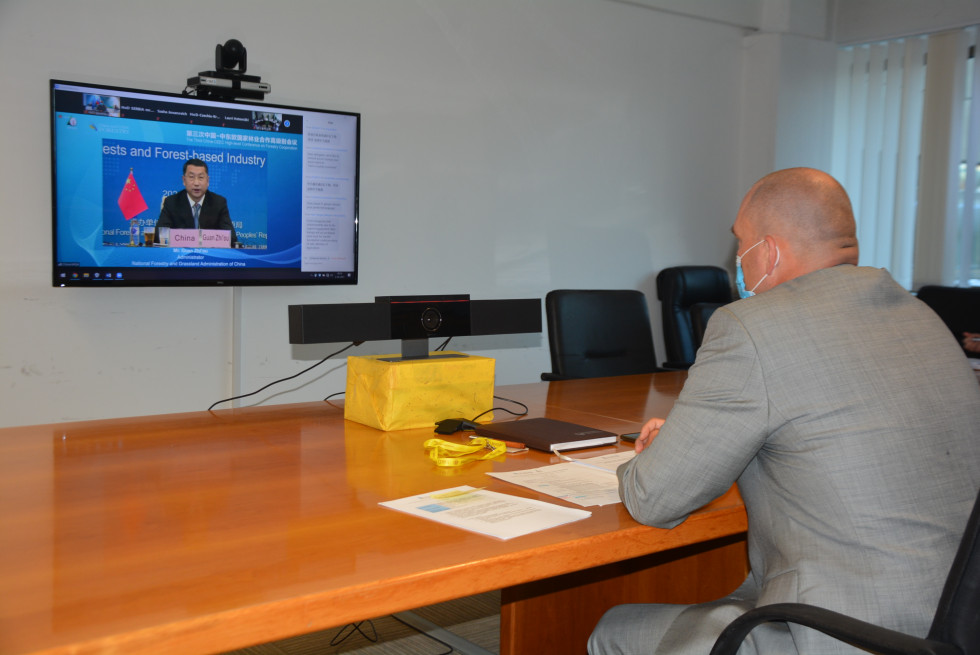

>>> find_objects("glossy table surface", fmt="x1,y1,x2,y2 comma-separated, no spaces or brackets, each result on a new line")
0,372,746,655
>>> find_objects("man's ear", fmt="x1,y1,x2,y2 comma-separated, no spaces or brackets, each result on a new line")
763,235,781,275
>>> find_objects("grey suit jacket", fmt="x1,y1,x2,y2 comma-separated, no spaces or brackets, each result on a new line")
617,265,980,653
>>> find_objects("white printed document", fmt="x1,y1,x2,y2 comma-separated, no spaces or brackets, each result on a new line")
487,450,636,507
380,486,591,540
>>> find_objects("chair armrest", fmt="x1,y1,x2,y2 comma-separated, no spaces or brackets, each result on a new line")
541,372,575,381
660,361,692,370
542,369,674,381
709,603,961,655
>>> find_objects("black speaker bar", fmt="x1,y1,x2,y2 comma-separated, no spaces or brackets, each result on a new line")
288,297,541,345
288,302,388,344
469,299,542,336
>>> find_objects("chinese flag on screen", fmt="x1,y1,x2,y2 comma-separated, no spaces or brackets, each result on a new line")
117,170,149,220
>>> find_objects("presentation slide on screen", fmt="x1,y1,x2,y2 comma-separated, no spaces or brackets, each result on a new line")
101,138,270,248
52,84,357,275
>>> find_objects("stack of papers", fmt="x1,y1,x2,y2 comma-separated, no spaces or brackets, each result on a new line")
380,486,591,540
380,451,636,540
488,450,635,507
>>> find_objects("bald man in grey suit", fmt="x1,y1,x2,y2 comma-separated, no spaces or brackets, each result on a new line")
589,168,980,654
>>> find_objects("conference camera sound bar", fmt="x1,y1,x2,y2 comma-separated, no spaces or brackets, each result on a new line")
288,296,542,359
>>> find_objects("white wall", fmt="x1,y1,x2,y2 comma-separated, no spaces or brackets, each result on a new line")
0,0,756,427
4,0,959,428
739,31,837,192
832,0,980,45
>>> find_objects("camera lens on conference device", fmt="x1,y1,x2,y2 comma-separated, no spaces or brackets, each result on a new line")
421,307,442,332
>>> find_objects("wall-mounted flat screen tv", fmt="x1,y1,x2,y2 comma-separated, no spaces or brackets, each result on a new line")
50,79,359,286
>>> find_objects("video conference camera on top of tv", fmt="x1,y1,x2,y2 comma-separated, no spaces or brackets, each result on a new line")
186,39,271,101
288,294,542,361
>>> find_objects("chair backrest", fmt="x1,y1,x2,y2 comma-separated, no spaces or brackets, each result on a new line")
927,487,980,654
543,289,660,379
916,285,980,355
656,266,733,366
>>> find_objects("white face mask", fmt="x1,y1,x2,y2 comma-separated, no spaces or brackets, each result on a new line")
735,239,778,298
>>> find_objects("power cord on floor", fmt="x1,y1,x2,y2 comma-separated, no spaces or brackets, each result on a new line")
327,616,454,654
390,615,454,655
328,620,379,647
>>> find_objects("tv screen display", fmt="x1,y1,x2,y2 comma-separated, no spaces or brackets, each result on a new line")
50,79,359,286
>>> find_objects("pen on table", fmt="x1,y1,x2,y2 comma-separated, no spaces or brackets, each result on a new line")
551,449,616,473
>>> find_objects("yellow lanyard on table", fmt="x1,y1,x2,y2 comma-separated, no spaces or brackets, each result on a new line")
423,437,507,467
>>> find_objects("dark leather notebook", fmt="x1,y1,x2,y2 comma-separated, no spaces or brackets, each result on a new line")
473,418,617,452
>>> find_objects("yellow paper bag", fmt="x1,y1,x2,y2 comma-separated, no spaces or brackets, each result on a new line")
344,352,495,431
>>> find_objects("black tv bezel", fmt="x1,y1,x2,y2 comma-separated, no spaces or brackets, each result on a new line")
50,78,360,288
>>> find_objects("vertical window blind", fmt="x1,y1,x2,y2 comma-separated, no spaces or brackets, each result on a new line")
833,26,979,289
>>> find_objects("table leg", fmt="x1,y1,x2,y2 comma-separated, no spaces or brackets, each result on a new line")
500,534,748,655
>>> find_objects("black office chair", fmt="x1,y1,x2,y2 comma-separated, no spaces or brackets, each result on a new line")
709,488,980,655
656,266,733,368
541,289,664,381
916,285,980,356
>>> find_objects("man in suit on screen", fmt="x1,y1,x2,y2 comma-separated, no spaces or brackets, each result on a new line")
588,168,980,654
155,158,237,245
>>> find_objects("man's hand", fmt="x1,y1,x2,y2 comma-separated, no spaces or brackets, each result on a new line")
964,332,980,354
635,417,666,453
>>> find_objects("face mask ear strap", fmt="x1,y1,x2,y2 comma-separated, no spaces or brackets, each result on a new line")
752,243,783,294
768,242,780,273
736,239,765,263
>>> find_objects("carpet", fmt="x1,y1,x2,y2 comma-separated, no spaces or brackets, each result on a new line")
221,591,500,655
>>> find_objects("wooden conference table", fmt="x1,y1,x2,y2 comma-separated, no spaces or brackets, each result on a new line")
0,372,748,655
